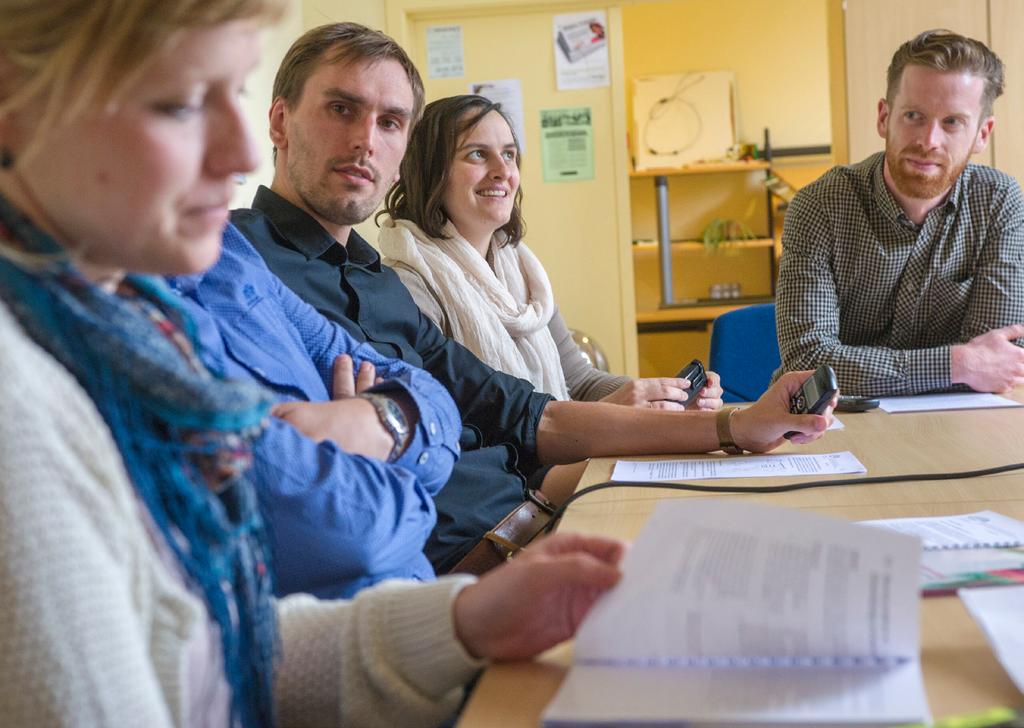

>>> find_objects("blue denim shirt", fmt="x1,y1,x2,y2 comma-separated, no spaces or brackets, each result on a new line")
167,225,461,599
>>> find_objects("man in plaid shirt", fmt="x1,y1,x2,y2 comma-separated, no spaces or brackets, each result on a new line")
776,30,1024,397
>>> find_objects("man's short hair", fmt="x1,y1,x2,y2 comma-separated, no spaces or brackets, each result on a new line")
886,29,1005,118
272,22,425,121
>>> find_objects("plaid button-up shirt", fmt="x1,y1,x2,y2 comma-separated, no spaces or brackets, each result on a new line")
776,152,1024,396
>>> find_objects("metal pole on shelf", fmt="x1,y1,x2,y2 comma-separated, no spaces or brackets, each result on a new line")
764,127,777,296
655,174,674,306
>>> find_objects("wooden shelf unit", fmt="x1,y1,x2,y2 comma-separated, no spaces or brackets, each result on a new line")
632,131,775,317
632,234,776,341
633,237,774,251
631,131,776,328
636,298,773,329
629,159,770,178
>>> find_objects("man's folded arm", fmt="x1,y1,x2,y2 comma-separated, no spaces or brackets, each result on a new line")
959,181,1024,342
776,191,950,396
231,227,462,491
253,418,439,599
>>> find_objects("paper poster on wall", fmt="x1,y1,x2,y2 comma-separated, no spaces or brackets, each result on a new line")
426,25,464,79
632,70,737,171
540,107,594,182
469,79,526,153
553,11,610,90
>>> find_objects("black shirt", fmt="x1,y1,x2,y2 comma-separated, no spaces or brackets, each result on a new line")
231,186,552,468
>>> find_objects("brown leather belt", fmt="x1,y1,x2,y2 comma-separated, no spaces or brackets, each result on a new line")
448,489,557,576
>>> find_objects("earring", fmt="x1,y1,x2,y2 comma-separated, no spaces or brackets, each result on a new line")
0,147,13,170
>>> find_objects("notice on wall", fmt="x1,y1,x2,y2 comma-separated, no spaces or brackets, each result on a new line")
553,10,610,90
540,107,594,182
469,78,527,153
426,25,464,79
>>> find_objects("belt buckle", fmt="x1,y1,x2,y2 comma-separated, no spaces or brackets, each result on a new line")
525,488,556,515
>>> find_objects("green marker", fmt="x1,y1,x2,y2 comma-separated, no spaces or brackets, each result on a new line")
903,707,1022,728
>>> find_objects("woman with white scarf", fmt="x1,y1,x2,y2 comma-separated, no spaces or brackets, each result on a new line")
379,95,723,409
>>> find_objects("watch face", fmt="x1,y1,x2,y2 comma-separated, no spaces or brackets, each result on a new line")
380,396,409,437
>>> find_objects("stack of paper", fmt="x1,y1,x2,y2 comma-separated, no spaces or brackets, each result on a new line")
859,511,1024,550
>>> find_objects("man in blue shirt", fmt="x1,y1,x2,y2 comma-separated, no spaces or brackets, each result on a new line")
170,224,462,599
230,22,835,577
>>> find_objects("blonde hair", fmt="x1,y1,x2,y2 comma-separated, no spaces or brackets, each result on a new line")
0,0,286,158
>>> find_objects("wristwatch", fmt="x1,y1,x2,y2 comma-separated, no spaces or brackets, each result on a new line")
716,407,744,455
361,393,410,462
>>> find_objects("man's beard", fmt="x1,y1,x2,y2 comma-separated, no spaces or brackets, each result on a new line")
884,139,970,200
306,186,381,228
286,140,384,228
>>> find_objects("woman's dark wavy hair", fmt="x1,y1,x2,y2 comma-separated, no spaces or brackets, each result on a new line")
381,94,525,246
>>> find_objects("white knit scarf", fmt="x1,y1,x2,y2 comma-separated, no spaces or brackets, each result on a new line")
379,216,570,400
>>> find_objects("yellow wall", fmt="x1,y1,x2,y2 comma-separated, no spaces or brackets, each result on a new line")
638,329,711,377
234,4,303,209
623,0,831,153
303,0,385,30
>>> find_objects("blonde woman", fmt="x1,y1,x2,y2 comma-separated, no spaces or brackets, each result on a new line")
0,3,624,726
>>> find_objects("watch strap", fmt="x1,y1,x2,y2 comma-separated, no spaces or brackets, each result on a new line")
716,407,744,455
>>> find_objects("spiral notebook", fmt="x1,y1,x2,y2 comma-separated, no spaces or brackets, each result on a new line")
859,511,1024,550
858,511,1024,595
542,500,931,727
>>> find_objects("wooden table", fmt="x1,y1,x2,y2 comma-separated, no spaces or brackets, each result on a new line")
459,396,1024,726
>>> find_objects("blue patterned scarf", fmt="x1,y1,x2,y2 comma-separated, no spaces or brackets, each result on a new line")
0,193,278,727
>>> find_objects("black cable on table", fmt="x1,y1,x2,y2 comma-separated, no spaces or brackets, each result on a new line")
541,461,1024,535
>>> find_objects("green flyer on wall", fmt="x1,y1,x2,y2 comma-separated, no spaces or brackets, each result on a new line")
540,107,594,182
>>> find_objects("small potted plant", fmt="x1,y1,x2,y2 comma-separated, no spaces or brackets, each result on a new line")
700,217,756,254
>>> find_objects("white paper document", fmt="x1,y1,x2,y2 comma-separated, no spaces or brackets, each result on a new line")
468,78,526,153
553,11,610,90
960,585,1024,694
860,511,1024,550
425,25,464,79
878,392,1021,413
543,499,930,726
611,451,866,482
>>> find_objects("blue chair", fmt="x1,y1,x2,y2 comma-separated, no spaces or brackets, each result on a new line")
708,303,780,403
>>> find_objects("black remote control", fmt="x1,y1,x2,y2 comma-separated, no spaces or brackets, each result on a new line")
785,365,838,438
675,359,708,409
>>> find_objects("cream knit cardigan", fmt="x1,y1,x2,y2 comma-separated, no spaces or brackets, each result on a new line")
0,300,480,728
